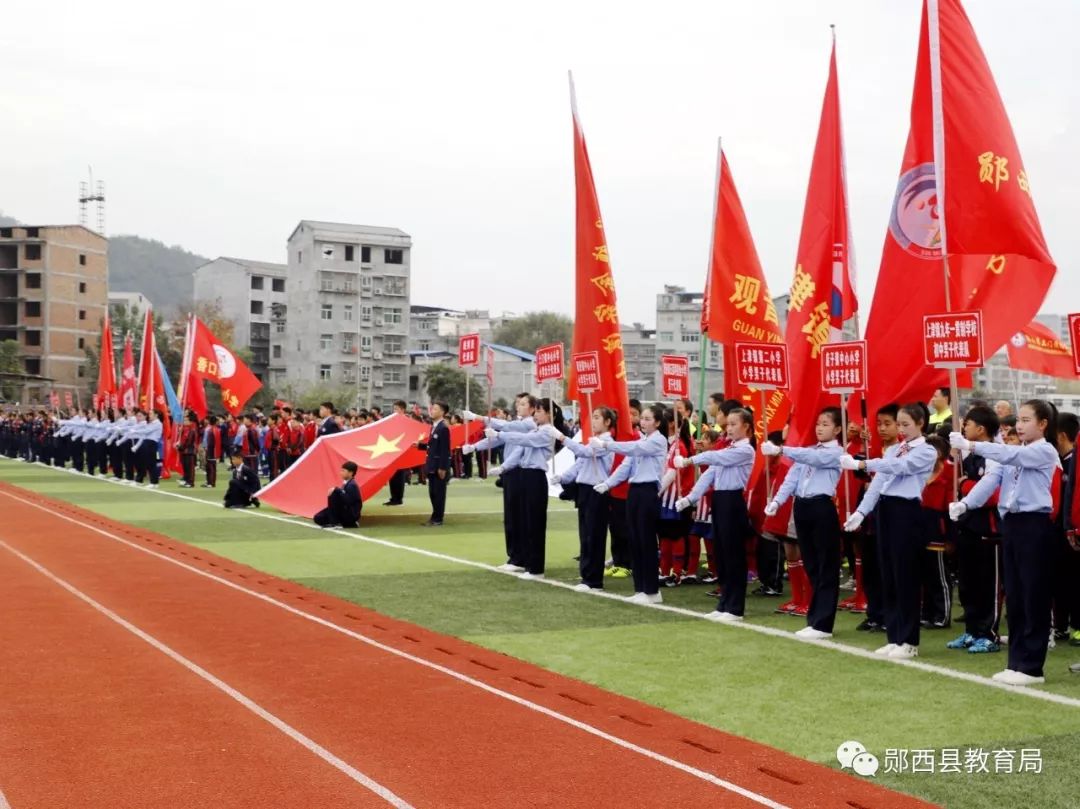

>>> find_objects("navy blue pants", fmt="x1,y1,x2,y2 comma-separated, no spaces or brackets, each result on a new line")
877,496,924,647
576,486,610,588
518,469,548,574
627,482,660,595
1001,512,1054,677
795,495,842,633
712,489,750,616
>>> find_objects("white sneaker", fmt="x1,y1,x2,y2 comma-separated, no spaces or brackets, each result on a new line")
518,572,544,580
644,593,663,605
888,643,919,659
626,592,648,604
705,611,742,623
573,583,593,592
996,669,1045,686
795,627,833,640
875,644,899,656
147,483,159,489
497,563,525,573
1049,632,1056,650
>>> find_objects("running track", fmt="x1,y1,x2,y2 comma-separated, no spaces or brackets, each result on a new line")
0,483,935,808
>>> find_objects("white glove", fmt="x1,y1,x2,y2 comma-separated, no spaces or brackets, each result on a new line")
764,500,779,517
548,473,561,486
675,456,693,469
949,432,972,453
489,465,502,477
659,469,676,493
843,511,865,532
839,454,860,471
462,409,478,421
674,496,691,512
761,441,781,457
948,501,968,521
462,443,475,455
593,482,610,494
484,427,498,441
539,424,559,441
588,436,605,450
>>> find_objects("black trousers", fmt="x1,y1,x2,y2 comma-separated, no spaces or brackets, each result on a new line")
921,548,952,625
314,488,361,527
205,458,218,487
71,439,85,472
109,443,123,477
712,490,749,615
122,442,136,480
85,440,100,475
502,469,523,565
224,479,253,508
1001,512,1055,677
577,487,609,588
756,536,784,593
955,528,1002,640
388,469,406,504
608,495,633,569
795,495,842,632
1052,527,1080,633
627,483,660,595
181,453,196,487
519,468,548,574
877,496,924,647
428,468,448,522
859,530,886,625
135,442,160,484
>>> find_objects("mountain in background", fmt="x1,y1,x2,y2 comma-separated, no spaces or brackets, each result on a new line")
0,210,207,313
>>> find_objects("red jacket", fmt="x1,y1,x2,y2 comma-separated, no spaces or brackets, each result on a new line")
178,424,198,454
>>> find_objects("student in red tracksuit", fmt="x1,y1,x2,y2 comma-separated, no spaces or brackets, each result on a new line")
286,413,306,467
837,421,869,613
303,412,317,451
920,435,954,629
763,455,801,611
203,415,222,488
239,414,261,475
658,416,695,586
177,412,199,488
684,428,721,589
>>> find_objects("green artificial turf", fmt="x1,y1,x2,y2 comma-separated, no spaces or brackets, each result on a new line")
3,460,1079,808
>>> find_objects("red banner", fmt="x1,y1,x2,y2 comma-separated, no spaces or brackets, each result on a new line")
1070,315,1080,376
660,354,690,399
96,312,117,403
734,342,790,390
50,392,60,410
188,317,262,415
64,391,73,409
120,333,137,411
458,334,480,367
923,311,984,368
534,343,564,384
821,341,867,393
571,351,601,394
1007,320,1078,380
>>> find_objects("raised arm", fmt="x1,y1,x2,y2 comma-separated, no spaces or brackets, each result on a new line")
865,445,936,477
782,445,842,468
691,443,755,468
973,440,1060,469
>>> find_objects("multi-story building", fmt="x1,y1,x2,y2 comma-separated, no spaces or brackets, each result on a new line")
655,286,724,403
282,221,412,407
108,290,150,321
193,257,288,383
621,322,657,400
0,224,107,403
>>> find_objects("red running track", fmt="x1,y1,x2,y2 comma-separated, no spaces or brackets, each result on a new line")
0,482,937,808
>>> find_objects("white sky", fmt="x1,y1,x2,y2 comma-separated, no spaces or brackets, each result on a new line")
1,0,1076,326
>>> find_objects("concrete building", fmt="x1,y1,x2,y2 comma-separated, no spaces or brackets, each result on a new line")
282,221,412,407
0,224,107,403
108,290,149,321
655,286,724,404
621,322,657,400
193,257,288,383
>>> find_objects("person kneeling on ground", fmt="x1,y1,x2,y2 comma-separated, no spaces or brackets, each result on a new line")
314,461,362,528
224,450,261,509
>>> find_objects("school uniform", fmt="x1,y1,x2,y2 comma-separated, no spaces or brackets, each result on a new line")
132,419,164,485
105,418,125,479
314,478,362,527
954,452,1003,643
475,417,534,566
602,431,668,597
203,424,222,487
417,418,451,524
560,433,615,588
1052,449,1080,638
657,434,695,581
224,462,261,508
771,440,843,633
500,428,555,575
920,462,954,627
237,424,261,475
960,439,1060,678
317,415,341,437
857,436,939,649
178,423,198,487
686,473,718,582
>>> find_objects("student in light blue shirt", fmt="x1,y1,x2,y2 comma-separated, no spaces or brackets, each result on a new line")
133,410,164,487
949,399,1061,686
841,403,936,660
763,406,844,639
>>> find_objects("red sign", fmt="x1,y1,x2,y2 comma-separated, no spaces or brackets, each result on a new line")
923,311,984,368
660,354,690,398
733,342,789,389
485,346,495,387
820,341,867,393
534,343,564,384
63,391,73,409
458,333,481,367
571,351,602,394
1069,314,1080,376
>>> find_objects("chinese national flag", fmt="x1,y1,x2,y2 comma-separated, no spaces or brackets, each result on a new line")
189,316,262,415
864,0,1055,413
96,313,117,405
120,333,137,411
701,147,790,440
1007,320,1078,380
784,36,858,447
567,74,633,441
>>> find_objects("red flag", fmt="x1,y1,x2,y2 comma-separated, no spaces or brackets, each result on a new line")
189,316,262,415
179,316,209,419
864,0,1055,412
96,313,117,404
567,74,632,441
784,35,858,447
1007,321,1078,380
119,334,137,411
701,147,790,439
136,308,157,413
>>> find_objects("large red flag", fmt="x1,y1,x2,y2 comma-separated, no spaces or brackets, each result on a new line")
567,74,633,441
188,316,262,415
96,313,117,406
1007,321,1078,380
864,0,1055,412
702,148,791,440
136,308,157,413
784,35,858,447
179,315,209,419
119,333,137,411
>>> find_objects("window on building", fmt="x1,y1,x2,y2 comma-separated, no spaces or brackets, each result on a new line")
345,245,355,262
321,244,335,260
78,282,86,294
361,246,371,263
658,331,673,342
385,278,407,296
77,365,86,378
274,321,286,334
272,278,285,293
360,364,371,382
361,305,372,323
24,358,40,375
25,227,39,238
320,334,333,350
360,334,372,353
24,330,40,346
24,273,40,289
78,309,86,320
272,345,282,359
419,340,431,351
79,254,87,266
385,308,403,325
298,250,302,263
688,352,699,363
24,301,40,317
385,367,403,383
384,336,403,354
0,228,10,238
680,333,699,343
343,277,355,292
384,249,403,264
321,303,333,320
250,300,263,315
360,274,373,291
25,244,41,261
344,304,354,321
419,319,432,331
251,276,264,290
344,366,356,383
343,333,355,352
78,337,85,349
319,365,331,381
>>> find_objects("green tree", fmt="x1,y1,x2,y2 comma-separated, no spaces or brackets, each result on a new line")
423,363,485,411
492,311,573,355
0,339,21,400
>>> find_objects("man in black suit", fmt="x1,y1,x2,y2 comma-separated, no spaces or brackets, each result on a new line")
223,451,261,508
317,402,341,436
314,461,362,528
384,399,409,506
415,401,451,526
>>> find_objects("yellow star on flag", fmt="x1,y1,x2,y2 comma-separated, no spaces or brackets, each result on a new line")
356,433,405,460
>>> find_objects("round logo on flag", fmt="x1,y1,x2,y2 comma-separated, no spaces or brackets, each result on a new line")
1010,332,1027,348
889,162,943,259
213,344,237,379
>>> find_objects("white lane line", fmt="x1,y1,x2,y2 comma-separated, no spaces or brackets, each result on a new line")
0,786,11,809
8,461,1080,709
0,490,789,809
0,539,414,809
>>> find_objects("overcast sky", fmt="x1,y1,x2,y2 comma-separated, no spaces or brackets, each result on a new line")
2,1,1076,326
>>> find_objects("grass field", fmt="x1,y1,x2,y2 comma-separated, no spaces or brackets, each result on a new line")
5,459,1079,808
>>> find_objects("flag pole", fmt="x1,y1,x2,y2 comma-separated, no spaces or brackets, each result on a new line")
700,136,723,427
760,388,771,498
